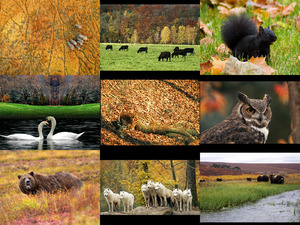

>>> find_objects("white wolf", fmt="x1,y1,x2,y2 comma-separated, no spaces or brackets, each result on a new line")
154,182,175,207
120,191,134,212
104,188,120,213
173,188,184,211
147,180,157,207
183,189,193,211
141,184,151,208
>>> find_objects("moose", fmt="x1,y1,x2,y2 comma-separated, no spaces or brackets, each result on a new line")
216,178,222,182
246,177,251,181
257,175,269,182
270,174,284,184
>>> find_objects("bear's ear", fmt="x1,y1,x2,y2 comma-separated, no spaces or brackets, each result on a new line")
18,175,21,179
30,172,34,176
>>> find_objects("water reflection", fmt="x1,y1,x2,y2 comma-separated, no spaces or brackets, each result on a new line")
0,119,99,150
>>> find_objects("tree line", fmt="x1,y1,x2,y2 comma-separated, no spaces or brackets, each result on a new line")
0,75,100,105
101,4,200,45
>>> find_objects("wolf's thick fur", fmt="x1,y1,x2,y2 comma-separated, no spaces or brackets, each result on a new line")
147,180,157,208
120,191,134,212
183,189,192,211
141,184,151,208
173,188,184,211
104,188,120,212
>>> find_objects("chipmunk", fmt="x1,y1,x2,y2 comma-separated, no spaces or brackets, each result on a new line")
118,112,136,131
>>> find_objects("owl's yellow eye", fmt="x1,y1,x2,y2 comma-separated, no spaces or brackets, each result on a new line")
264,109,268,115
247,107,255,114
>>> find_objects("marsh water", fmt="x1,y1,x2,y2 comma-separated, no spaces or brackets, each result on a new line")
0,119,99,150
200,190,300,222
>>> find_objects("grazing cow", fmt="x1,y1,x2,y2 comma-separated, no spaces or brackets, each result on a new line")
216,178,222,182
200,179,205,182
174,47,179,51
270,174,284,184
183,48,195,55
158,52,171,62
172,49,187,59
257,175,269,182
137,47,148,53
106,45,113,50
119,45,129,51
246,177,251,181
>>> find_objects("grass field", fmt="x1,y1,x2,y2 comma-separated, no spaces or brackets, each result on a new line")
200,174,300,212
0,103,100,119
0,150,100,224
100,43,200,71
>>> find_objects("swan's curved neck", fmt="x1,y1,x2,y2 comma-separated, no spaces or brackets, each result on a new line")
38,123,44,139
48,117,56,137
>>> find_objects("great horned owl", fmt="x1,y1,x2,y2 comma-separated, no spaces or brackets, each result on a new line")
200,91,272,144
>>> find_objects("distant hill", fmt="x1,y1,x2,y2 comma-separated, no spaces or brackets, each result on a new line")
200,162,300,176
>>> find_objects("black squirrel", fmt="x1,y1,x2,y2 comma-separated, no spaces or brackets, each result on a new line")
221,13,277,62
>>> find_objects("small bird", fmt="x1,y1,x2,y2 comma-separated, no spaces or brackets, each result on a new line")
69,39,77,46
77,39,84,46
78,34,87,41
66,41,74,50
75,23,82,29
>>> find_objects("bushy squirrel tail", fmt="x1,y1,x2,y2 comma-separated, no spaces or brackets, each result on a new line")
221,13,258,51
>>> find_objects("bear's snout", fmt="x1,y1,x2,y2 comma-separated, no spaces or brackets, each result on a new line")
25,179,31,189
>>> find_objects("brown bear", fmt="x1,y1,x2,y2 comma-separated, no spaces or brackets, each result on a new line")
18,171,82,195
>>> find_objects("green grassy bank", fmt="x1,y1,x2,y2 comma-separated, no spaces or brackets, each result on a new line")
100,43,200,71
200,181,300,212
0,103,100,119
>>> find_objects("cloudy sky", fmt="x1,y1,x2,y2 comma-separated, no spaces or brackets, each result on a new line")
200,153,300,163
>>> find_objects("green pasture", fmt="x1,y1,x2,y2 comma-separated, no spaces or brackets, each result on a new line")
200,180,300,212
0,103,100,119
100,43,200,71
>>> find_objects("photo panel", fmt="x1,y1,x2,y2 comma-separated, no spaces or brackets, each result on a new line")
200,152,300,222
0,150,100,224
0,75,100,150
101,160,200,223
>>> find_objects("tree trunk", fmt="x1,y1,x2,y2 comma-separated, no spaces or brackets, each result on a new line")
170,160,178,188
288,82,300,143
186,160,198,207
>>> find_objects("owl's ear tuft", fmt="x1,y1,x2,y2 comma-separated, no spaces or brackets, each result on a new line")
263,94,272,105
237,91,250,104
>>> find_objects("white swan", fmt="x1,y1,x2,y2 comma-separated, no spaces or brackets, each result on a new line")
46,116,84,140
0,121,48,140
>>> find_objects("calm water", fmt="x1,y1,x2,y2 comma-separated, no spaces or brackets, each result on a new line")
0,119,99,150
200,190,300,222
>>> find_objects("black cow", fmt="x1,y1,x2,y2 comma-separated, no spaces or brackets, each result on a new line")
216,178,222,182
183,48,195,55
106,45,113,50
270,174,284,184
257,175,269,182
119,45,129,51
158,52,171,62
200,179,205,182
137,47,148,53
246,177,251,181
172,49,187,59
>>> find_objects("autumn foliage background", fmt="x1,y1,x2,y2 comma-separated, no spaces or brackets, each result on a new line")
0,0,100,75
100,80,200,145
